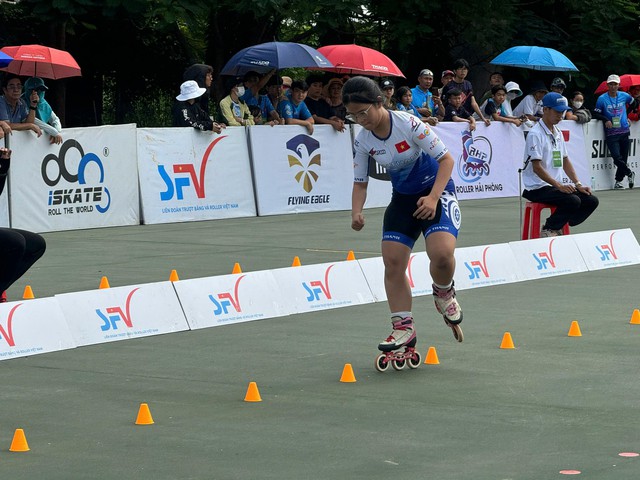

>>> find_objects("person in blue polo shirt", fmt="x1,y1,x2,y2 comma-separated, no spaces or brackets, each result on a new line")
279,80,314,135
593,74,637,189
411,69,439,125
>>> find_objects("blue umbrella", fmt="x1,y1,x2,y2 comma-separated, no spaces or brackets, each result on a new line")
0,51,13,68
221,41,333,76
490,46,578,72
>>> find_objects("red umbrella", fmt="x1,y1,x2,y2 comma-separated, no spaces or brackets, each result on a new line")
315,44,405,78
594,74,640,94
0,44,81,79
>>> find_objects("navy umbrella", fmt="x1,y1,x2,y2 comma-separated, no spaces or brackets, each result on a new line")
221,41,333,76
0,51,13,68
490,46,578,72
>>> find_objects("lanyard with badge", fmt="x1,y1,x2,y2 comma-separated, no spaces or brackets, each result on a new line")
549,128,562,168
608,94,622,127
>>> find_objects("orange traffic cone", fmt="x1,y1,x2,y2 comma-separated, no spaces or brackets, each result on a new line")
9,428,29,452
424,346,440,365
22,285,35,299
244,382,262,402
500,332,515,349
135,403,154,425
291,256,301,267
630,309,640,325
169,269,179,282
340,363,357,382
568,320,582,337
346,250,356,261
99,276,110,289
232,262,242,274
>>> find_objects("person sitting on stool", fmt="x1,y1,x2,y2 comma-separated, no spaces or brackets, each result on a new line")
521,92,599,237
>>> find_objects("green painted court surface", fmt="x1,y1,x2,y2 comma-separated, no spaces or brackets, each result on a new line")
1,190,639,479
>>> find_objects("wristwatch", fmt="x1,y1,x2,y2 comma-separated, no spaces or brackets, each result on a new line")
575,181,582,187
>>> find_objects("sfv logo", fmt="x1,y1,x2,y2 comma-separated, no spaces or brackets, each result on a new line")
96,288,140,331
465,247,490,279
596,232,618,261
210,275,246,315
0,304,23,347
533,239,556,270
303,265,335,302
159,136,226,200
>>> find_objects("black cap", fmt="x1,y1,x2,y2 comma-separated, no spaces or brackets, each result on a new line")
381,79,394,89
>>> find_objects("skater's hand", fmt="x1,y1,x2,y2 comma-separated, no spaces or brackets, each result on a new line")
351,212,365,231
413,195,438,220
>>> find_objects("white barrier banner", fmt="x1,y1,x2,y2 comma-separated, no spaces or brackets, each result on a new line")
556,120,590,187
249,125,353,215
0,184,8,227
8,126,139,232
270,261,374,313
453,243,521,290
572,229,640,270
56,282,189,346
351,124,393,209
0,298,76,361
358,252,433,302
509,236,587,280
137,128,256,224
173,270,291,329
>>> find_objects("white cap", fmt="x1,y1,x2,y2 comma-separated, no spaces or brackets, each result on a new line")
176,80,206,101
607,74,621,84
504,81,522,97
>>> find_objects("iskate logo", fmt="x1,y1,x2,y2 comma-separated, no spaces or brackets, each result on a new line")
465,247,490,279
209,275,247,315
42,140,111,215
287,134,321,193
303,265,335,302
96,288,140,331
159,136,226,200
596,232,618,261
457,129,492,183
0,304,23,347
533,239,557,270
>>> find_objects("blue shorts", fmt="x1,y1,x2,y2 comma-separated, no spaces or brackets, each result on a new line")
382,188,461,248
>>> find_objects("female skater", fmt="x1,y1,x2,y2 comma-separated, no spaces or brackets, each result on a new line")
342,76,462,368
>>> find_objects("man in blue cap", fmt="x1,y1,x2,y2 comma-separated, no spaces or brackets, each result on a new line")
521,92,599,237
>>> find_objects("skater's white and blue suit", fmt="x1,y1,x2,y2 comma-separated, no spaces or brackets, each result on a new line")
352,110,461,248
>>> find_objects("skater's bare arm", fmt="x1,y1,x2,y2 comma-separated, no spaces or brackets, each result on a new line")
351,181,367,231
414,152,454,220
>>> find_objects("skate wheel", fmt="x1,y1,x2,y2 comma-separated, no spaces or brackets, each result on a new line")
375,354,390,372
392,358,406,371
451,324,464,342
408,352,421,369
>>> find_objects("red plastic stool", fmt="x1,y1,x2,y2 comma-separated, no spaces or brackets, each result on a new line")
522,202,570,239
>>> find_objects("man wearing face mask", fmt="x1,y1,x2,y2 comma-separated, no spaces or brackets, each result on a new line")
219,77,254,126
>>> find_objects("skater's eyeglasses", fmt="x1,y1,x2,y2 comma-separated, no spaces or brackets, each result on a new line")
346,104,373,123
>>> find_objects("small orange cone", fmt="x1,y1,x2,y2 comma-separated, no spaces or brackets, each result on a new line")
22,285,35,299
500,332,515,349
99,276,110,289
232,262,242,274
135,403,154,425
340,363,357,382
169,269,179,282
568,320,582,337
244,382,262,402
424,346,440,365
346,250,356,261
9,428,30,452
630,309,640,325
291,256,301,267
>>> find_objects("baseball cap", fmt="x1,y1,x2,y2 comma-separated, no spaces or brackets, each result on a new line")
607,74,621,84
25,76,48,92
542,92,571,112
504,81,522,97
380,79,394,89
419,69,434,77
281,76,293,87
551,77,566,88
441,70,454,78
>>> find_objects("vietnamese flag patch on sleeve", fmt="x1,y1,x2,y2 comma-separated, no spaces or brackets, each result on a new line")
395,140,410,153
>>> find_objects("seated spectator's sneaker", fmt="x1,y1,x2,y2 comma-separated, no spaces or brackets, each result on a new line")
614,182,625,189
540,229,562,238
628,171,635,189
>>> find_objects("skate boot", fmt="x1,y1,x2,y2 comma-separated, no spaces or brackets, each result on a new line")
433,282,464,342
375,316,421,372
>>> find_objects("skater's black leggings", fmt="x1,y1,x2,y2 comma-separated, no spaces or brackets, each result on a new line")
0,228,46,294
